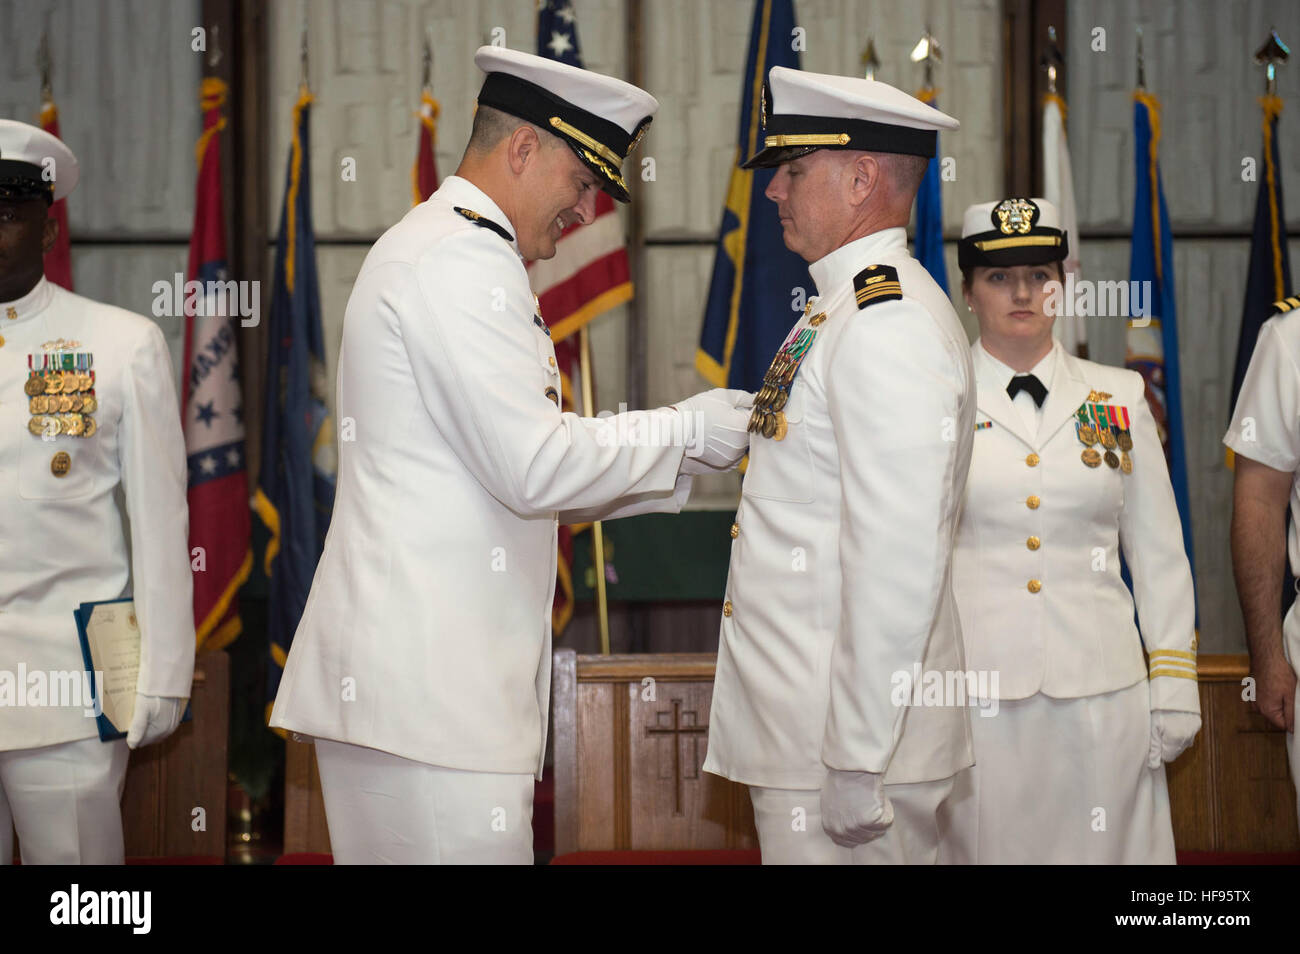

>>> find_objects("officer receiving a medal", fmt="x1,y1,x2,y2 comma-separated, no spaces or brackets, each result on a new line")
269,48,751,865
0,120,194,864
702,66,976,864
937,197,1200,864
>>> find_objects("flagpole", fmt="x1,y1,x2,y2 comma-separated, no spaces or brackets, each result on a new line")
579,326,612,655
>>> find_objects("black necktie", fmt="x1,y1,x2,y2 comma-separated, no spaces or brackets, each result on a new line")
1006,373,1048,408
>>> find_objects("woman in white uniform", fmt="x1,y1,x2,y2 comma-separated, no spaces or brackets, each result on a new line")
938,197,1201,864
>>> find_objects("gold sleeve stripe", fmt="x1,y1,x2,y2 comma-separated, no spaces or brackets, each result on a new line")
1149,668,1199,681
1148,649,1198,661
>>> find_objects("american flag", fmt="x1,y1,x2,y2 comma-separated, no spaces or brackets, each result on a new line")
532,0,635,635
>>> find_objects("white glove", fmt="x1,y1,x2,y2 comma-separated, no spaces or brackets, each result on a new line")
126,694,187,749
1146,709,1201,769
820,769,894,848
674,388,753,475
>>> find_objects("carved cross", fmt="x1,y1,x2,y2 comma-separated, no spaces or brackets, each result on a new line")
645,699,709,815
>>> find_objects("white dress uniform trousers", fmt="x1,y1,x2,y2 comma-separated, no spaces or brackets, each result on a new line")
0,277,193,863
939,339,1198,864
1224,308,1300,827
703,227,976,864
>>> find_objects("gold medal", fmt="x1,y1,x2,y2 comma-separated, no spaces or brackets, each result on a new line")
78,372,92,391
69,394,83,412
44,374,63,394
1100,429,1117,449
63,414,84,437
57,394,74,413
1120,451,1132,474
24,376,45,397
28,415,45,435
80,394,98,414
1081,448,1102,468
747,407,764,433
772,412,788,441
50,450,71,477
1118,431,1133,452
81,416,97,438
761,412,777,439
1104,449,1119,469
28,395,44,414
1077,424,1098,446
772,388,788,412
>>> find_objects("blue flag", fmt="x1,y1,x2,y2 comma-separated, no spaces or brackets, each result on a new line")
253,87,337,718
913,91,948,293
1125,91,1196,604
1231,95,1292,413
697,0,809,391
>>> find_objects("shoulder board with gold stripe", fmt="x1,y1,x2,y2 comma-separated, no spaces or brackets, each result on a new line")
1273,295,1300,314
853,264,902,310
454,206,515,244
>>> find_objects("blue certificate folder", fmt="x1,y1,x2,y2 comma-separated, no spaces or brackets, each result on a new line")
74,598,192,742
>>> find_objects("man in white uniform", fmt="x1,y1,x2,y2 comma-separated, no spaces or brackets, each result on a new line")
269,48,751,864
0,120,194,864
1226,295,1300,827
702,67,975,864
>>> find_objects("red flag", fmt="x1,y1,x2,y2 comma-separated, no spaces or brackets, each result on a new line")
38,100,73,290
183,76,252,651
412,89,439,205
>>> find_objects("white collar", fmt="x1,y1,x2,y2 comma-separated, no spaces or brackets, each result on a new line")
1,276,56,326
435,175,521,257
807,227,907,296
976,337,1059,392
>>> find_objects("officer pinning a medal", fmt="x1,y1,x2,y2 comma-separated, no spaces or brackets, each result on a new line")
702,66,977,864
0,120,194,865
937,197,1200,863
268,47,751,865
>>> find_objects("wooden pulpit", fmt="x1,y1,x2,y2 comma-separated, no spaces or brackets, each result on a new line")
551,650,757,854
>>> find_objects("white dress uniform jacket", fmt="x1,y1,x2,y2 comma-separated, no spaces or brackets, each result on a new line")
953,339,1199,711
1,277,194,750
270,176,693,779
704,227,976,790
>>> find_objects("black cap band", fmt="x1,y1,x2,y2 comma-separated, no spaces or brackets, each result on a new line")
743,112,938,168
0,159,53,204
957,228,1069,269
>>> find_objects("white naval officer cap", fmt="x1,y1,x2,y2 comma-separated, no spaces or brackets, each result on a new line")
958,197,1069,269
0,118,79,203
473,46,658,204
743,65,959,168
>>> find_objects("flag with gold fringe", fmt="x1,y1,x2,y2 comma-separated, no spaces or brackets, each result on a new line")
183,76,252,652
254,86,337,720
1126,89,1196,602
697,0,808,392
412,85,439,205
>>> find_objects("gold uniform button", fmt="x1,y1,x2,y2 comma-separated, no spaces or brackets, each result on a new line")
722,600,733,617
1027,579,1042,594
729,523,739,539
51,451,72,477
1026,495,1040,509
1025,453,1040,467
1026,536,1041,551
548,356,556,368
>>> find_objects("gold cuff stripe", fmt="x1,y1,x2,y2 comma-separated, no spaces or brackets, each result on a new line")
1149,649,1198,661
973,235,1063,251
549,116,624,167
764,133,852,148
1149,668,1199,681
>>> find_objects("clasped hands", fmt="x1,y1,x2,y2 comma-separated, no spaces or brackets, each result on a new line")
674,388,753,476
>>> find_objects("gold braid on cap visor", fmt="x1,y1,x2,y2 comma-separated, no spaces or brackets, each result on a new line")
762,132,852,148
972,235,1063,252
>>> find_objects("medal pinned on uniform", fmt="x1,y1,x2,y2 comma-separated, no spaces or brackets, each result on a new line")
1081,448,1102,467
748,318,821,440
